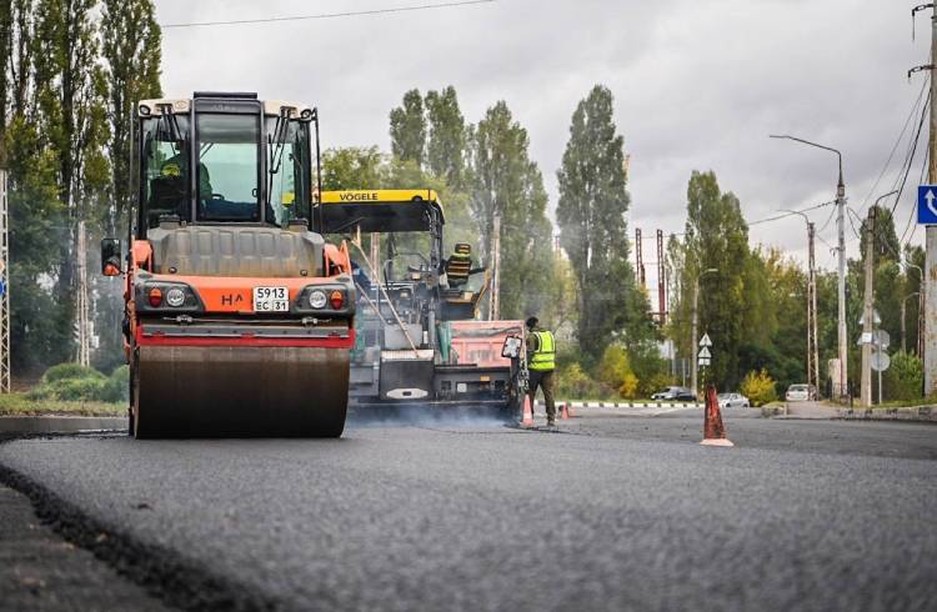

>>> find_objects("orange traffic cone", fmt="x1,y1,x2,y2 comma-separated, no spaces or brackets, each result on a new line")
560,402,570,420
701,384,734,447
520,395,534,427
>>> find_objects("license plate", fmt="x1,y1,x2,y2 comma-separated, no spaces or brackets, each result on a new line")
252,286,289,312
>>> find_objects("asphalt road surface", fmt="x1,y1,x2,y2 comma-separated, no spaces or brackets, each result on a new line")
1,411,936,611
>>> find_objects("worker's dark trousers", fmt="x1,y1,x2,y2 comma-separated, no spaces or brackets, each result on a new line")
528,369,556,421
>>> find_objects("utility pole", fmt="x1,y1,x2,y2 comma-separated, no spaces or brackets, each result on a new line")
657,229,666,324
807,221,820,392
0,168,9,392
76,220,90,367
490,213,501,321
771,134,848,400
861,208,876,407
635,228,645,288
922,2,937,393
784,210,820,392
836,162,848,401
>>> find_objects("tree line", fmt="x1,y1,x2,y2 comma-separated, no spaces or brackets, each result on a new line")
330,85,926,401
0,5,925,400
0,0,160,375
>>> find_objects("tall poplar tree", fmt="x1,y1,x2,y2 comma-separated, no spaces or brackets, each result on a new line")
556,85,639,360
31,0,110,365
94,0,161,370
389,89,425,167
2,0,72,370
0,1,11,136
424,85,466,189
101,0,161,227
682,170,750,388
471,101,552,319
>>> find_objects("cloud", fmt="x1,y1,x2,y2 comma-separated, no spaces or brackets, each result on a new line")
154,0,928,275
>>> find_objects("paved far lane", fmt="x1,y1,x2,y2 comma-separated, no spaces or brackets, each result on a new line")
0,417,935,611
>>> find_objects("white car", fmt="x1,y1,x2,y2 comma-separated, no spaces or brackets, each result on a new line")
717,392,750,408
785,383,818,402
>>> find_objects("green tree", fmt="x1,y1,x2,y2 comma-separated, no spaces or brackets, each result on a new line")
739,369,778,406
389,89,425,167
470,100,553,320
424,86,466,189
321,146,385,191
556,85,639,360
4,117,70,371
95,0,161,371
32,0,110,367
597,344,638,398
101,0,161,227
882,350,923,401
682,170,750,389
0,1,11,135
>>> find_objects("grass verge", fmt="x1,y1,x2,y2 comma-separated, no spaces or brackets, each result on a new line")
0,393,125,417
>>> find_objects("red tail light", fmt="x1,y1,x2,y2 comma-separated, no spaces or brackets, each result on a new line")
148,287,163,307
329,290,344,309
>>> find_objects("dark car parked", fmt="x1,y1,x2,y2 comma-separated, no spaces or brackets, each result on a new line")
651,386,695,401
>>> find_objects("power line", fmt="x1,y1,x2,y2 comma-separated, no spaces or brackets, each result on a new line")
891,88,930,217
900,143,931,246
747,199,836,227
161,0,496,29
858,77,928,213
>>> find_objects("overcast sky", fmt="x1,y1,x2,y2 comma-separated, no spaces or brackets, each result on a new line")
155,0,929,282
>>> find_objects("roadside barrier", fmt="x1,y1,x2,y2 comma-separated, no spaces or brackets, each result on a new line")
700,385,734,447
532,400,704,410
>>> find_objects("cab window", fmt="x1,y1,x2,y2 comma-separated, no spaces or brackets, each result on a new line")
197,113,261,222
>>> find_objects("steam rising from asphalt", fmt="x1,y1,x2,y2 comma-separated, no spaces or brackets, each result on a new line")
347,404,514,429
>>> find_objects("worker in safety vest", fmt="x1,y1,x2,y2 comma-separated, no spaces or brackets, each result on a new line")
526,316,557,426
444,242,473,288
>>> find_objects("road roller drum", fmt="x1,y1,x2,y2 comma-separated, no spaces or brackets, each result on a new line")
133,346,349,438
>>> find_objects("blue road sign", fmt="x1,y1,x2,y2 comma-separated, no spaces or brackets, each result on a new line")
918,185,937,224
0,280,5,298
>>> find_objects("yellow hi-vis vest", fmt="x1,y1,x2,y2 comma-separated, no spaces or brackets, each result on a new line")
529,330,556,371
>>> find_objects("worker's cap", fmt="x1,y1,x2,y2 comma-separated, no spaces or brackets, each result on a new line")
454,243,471,254
525,316,539,329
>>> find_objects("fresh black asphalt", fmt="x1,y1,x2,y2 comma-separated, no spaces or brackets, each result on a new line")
1,414,936,611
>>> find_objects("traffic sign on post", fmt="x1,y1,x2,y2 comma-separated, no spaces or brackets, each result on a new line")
699,333,712,347
918,185,937,224
870,349,890,372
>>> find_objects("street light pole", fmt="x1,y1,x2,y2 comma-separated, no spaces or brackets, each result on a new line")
691,267,718,396
782,209,819,392
771,134,848,401
903,292,921,354
907,262,925,358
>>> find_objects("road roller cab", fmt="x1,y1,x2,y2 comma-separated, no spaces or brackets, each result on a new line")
102,92,356,438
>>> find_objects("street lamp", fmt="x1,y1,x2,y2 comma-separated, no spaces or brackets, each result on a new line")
771,134,848,401
903,292,922,354
691,267,719,396
906,262,925,358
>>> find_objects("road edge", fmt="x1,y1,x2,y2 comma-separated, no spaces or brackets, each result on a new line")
0,415,128,434
0,441,280,612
